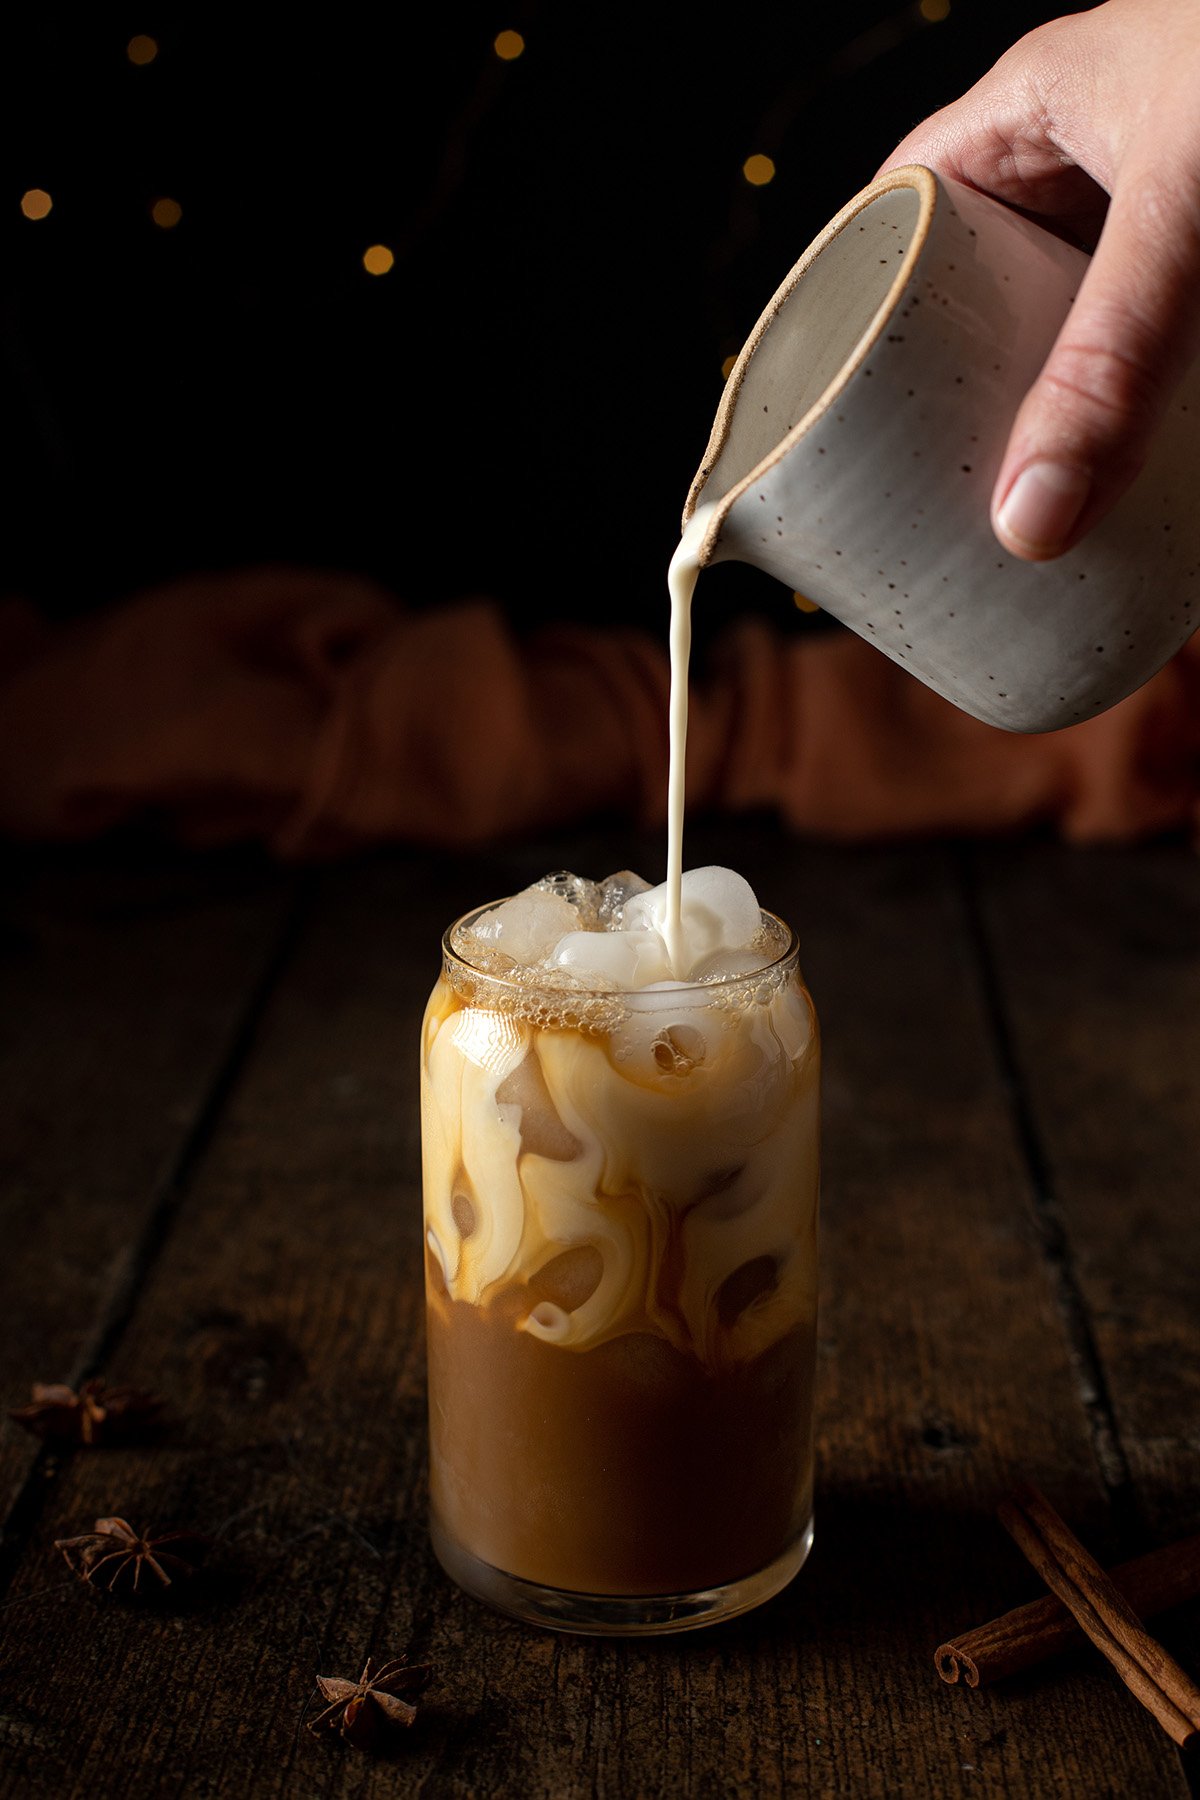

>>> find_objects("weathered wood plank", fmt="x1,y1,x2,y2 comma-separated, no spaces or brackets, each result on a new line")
0,853,294,1545
0,833,1184,1797
975,842,1200,1679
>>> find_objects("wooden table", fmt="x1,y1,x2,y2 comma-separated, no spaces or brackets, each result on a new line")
2,822,1198,1798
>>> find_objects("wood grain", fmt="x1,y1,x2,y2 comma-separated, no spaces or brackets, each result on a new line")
974,843,1200,1543
0,852,293,1542
0,832,1192,1797
973,841,1200,1770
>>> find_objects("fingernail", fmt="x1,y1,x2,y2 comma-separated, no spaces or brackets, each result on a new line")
995,461,1090,556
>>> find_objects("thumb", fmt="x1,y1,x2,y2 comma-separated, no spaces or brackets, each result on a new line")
992,163,1200,561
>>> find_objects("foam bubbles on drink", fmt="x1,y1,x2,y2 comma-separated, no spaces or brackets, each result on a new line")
689,946,769,981
598,869,653,928
534,870,602,928
456,865,777,993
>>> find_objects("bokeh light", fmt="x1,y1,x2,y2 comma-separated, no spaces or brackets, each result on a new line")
742,154,776,188
494,29,525,60
918,0,951,21
793,592,821,614
363,244,395,276
151,197,183,229
20,188,53,221
721,354,737,380
127,34,159,65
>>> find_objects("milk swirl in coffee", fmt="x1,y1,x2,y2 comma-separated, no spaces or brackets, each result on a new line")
420,518,820,1622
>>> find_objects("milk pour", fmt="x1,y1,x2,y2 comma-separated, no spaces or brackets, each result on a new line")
664,504,717,977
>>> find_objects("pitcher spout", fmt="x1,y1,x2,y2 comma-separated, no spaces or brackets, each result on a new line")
682,165,937,585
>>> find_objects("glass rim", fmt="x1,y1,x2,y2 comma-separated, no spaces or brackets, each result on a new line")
441,897,800,1002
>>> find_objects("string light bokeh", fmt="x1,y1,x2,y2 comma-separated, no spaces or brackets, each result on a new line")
742,155,776,188
5,4,1059,630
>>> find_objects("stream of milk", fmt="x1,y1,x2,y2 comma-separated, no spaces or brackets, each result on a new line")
664,503,717,977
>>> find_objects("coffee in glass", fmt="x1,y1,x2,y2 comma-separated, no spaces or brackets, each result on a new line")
420,865,819,1633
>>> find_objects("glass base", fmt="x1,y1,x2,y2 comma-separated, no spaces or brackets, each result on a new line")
430,1514,814,1637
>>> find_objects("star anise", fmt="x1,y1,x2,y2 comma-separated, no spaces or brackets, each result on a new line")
310,1655,433,1751
10,1379,163,1445
55,1517,207,1594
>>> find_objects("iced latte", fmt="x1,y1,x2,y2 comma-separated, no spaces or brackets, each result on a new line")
420,866,819,1632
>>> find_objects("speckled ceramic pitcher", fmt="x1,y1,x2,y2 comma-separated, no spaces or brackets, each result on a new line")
685,165,1200,733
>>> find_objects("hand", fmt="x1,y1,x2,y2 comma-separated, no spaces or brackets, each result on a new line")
879,0,1200,561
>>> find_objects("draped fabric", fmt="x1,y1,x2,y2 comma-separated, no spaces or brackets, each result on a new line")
2,568,1197,853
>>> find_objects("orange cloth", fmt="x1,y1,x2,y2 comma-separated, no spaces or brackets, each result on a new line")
1,566,1198,852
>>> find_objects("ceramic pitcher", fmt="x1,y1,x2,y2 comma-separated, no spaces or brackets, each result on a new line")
685,164,1200,733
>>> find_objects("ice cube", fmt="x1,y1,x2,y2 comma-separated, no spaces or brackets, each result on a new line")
624,866,762,976
528,1244,604,1311
716,1255,780,1326
596,1330,688,1399
608,986,713,1080
534,870,602,928
650,1022,707,1075
549,926,672,990
678,866,762,954
691,946,768,982
495,1052,581,1161
598,869,653,929
470,890,578,966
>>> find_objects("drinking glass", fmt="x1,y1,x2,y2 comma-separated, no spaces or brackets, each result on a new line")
420,901,820,1634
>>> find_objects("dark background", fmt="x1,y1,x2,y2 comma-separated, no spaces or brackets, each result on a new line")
5,4,1059,649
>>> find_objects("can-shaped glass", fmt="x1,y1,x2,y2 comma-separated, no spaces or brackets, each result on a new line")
420,902,820,1634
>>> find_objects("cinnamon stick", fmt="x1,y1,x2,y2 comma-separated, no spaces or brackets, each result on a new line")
936,1533,1200,1688
998,1483,1200,1747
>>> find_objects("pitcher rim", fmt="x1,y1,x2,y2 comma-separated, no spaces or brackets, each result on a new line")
682,164,939,563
